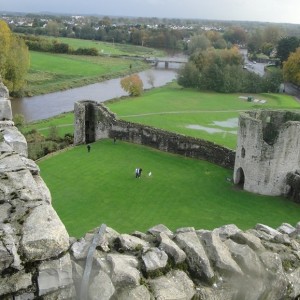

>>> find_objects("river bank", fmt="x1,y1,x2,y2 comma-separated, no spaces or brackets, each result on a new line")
11,68,178,122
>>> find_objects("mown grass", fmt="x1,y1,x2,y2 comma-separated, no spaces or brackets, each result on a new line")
38,139,300,238
106,83,300,149
24,51,149,96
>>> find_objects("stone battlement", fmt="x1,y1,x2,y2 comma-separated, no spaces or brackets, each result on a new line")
234,110,300,197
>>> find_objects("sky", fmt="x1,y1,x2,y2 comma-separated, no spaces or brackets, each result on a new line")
0,0,300,24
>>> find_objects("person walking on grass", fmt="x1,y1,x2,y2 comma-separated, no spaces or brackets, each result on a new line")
87,144,91,153
138,168,142,178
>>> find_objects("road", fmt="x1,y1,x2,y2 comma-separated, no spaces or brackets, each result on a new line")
240,49,267,77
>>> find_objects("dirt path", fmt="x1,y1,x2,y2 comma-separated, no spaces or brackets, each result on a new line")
119,110,246,118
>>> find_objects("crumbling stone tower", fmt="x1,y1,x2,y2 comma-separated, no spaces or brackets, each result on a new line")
234,110,300,197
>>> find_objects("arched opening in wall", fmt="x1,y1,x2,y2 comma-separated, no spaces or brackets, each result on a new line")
85,104,96,143
235,167,245,189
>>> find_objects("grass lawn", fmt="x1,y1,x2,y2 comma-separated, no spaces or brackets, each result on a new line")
25,51,149,96
38,139,300,238
106,83,300,149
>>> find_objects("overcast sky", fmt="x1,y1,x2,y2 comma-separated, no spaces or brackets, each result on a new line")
0,0,299,24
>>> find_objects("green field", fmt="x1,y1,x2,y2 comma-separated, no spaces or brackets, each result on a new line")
48,36,166,57
26,85,300,149
22,113,74,137
38,139,300,238
25,51,149,96
106,83,300,149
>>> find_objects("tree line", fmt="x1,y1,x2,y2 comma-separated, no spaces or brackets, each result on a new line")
0,20,29,97
178,47,281,93
2,13,300,96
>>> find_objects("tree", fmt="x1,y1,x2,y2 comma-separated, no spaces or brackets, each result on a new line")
13,114,25,129
262,69,283,92
187,34,211,54
263,25,281,45
0,20,30,96
283,48,300,86
120,74,143,96
277,36,299,64
261,42,274,56
177,62,199,88
46,20,60,37
223,26,247,45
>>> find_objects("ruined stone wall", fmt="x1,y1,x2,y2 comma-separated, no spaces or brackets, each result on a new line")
2,91,300,299
0,84,75,299
234,110,300,196
71,221,300,300
74,101,235,169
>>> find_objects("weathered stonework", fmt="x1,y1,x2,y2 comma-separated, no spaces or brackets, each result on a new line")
74,101,235,169
2,88,300,299
0,92,73,299
234,110,300,197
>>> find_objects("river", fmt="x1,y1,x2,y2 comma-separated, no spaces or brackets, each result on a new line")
11,67,178,122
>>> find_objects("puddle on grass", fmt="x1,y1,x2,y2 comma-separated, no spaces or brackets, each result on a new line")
211,118,238,128
186,118,238,135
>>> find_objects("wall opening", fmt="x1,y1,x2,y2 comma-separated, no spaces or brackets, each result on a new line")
85,104,95,143
241,147,245,158
235,167,245,189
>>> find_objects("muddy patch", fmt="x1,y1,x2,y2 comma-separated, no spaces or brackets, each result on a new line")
186,118,238,134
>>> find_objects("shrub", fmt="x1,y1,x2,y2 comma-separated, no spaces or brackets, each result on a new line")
120,74,143,96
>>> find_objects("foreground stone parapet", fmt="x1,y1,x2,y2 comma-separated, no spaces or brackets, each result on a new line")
69,221,300,300
0,92,73,299
21,204,69,261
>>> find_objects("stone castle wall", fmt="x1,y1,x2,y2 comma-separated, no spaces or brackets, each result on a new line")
74,101,235,169
0,83,75,299
2,89,300,299
234,110,300,196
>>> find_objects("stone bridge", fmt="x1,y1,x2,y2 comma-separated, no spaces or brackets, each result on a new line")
145,56,188,69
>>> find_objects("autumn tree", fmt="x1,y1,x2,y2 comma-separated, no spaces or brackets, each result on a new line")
0,20,30,96
283,48,300,86
120,74,143,96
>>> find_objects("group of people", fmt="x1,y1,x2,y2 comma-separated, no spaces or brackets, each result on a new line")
135,168,143,178
86,142,150,180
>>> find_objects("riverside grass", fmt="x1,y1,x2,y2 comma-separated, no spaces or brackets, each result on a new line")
45,36,166,57
22,113,74,138
25,51,149,96
38,139,300,238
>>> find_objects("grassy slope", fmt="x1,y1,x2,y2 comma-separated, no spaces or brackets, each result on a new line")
107,84,300,149
23,113,74,137
39,139,300,238
25,51,148,96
